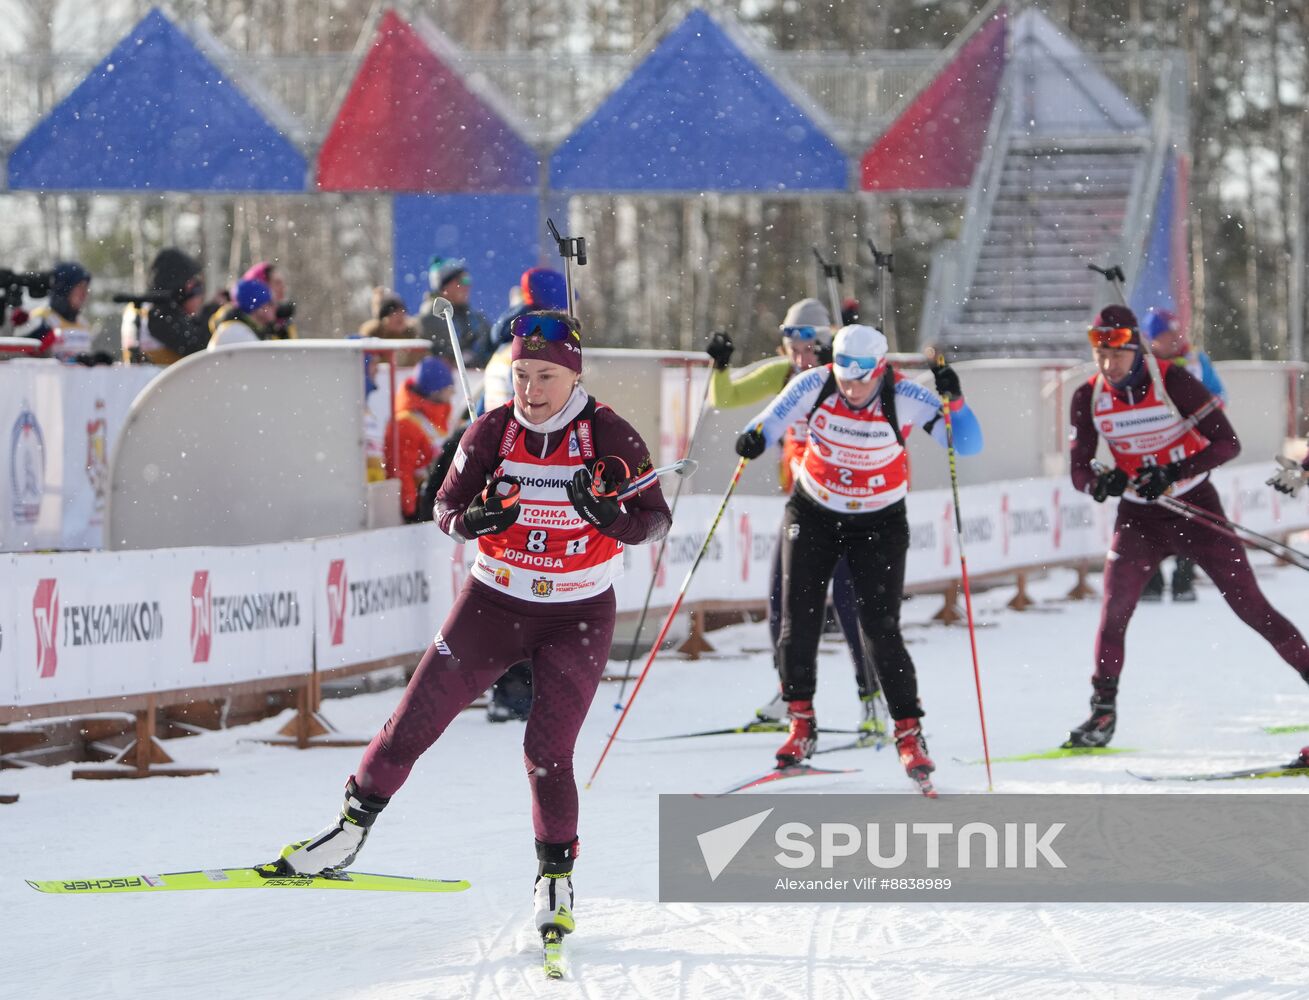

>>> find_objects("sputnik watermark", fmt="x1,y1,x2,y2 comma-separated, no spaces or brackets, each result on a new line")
660,794,1309,903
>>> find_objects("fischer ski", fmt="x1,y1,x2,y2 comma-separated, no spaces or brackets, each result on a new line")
953,746,1137,765
1262,723,1309,735
697,763,861,797
1128,749,1309,783
27,864,470,895
542,928,566,980
619,721,859,743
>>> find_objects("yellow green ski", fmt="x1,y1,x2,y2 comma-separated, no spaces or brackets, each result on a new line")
28,864,469,895
956,746,1137,765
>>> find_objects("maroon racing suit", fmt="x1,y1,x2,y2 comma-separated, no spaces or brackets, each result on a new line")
353,392,670,844
1070,363,1309,701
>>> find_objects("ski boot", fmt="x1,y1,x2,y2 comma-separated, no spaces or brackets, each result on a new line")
858,692,888,744
893,718,934,777
277,777,389,875
1063,698,1117,748
534,839,578,935
1141,569,1164,603
754,689,786,724
1171,558,1197,602
775,700,817,768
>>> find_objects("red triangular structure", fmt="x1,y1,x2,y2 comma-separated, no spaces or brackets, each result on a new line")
860,8,1008,192
316,9,537,193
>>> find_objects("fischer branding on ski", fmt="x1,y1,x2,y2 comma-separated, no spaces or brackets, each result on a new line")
27,865,470,895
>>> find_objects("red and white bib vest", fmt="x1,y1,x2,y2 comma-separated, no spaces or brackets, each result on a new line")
1090,364,1210,502
797,378,909,513
472,402,625,602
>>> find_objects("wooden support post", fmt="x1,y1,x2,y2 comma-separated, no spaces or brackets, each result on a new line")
257,674,368,750
1065,561,1096,600
0,793,17,804
932,581,963,625
676,608,716,659
1007,571,1033,611
72,696,217,780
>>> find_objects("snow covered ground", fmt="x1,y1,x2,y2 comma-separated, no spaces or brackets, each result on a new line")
5,560,1309,999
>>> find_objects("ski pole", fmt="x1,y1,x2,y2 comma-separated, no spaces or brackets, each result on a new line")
1156,494,1309,572
812,247,844,328
1088,262,1175,418
867,237,894,345
613,458,699,503
429,295,479,427
933,351,994,791
613,367,716,708
586,451,753,789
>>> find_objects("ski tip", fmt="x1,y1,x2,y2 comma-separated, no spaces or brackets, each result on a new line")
26,880,44,892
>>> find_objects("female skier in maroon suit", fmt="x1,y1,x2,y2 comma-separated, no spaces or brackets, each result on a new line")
275,310,671,942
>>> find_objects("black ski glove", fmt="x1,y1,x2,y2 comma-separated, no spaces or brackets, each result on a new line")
735,428,766,460
933,363,962,401
1090,466,1128,503
1132,463,1179,502
566,467,622,530
462,474,521,537
706,330,734,370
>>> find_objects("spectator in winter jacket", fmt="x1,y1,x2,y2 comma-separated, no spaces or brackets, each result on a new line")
242,261,297,339
385,356,455,520
31,261,97,361
360,288,426,367
483,268,569,411
420,257,492,368
209,280,277,349
121,248,209,365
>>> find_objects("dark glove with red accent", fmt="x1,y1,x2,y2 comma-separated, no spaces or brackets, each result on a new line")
1090,466,1128,503
1132,462,1179,502
566,465,623,530
933,363,962,401
462,474,521,537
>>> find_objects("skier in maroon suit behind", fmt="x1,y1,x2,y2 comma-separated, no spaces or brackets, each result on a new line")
1064,305,1309,748
274,310,671,942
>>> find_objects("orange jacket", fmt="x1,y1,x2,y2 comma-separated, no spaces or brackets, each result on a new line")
384,382,452,517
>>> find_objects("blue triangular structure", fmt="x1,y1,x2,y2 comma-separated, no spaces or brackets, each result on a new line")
550,9,846,193
8,8,306,192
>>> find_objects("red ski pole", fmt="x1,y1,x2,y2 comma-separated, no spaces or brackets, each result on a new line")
936,356,994,791
586,453,752,790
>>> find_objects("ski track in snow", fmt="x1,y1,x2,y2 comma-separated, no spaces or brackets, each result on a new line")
5,562,1309,999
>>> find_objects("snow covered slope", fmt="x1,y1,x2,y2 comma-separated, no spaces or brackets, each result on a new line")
5,562,1309,999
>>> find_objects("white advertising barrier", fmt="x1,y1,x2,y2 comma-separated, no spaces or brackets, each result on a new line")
5,465,1307,714
0,360,157,552
2,542,314,708
312,524,455,672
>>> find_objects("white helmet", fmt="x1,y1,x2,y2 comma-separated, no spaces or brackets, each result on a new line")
831,324,888,382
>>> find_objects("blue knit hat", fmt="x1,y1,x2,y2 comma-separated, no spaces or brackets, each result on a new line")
234,279,273,314
50,261,91,296
521,268,567,309
414,357,454,396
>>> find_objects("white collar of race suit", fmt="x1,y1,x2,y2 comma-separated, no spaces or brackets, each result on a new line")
513,384,589,435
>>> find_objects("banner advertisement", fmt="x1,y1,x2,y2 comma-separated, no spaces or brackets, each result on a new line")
6,542,313,707
0,361,157,552
312,524,451,671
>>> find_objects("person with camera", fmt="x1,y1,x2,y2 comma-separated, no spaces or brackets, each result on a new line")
273,309,670,947
241,262,297,339
30,261,98,361
208,279,279,348
120,248,209,365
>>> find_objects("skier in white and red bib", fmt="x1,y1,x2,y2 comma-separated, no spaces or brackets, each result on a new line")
275,310,671,942
734,324,983,785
